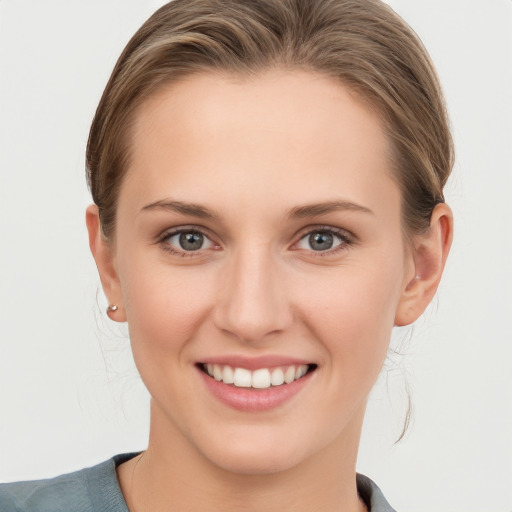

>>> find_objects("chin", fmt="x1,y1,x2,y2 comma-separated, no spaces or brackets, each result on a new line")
208,445,306,476
195,424,320,476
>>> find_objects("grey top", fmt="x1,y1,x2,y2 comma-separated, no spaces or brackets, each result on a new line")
0,453,396,511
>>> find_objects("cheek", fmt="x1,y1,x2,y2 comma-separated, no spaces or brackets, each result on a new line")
294,256,405,369
117,253,214,360
117,264,218,415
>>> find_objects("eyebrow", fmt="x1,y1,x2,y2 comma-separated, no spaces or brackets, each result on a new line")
288,200,374,219
141,198,373,220
141,199,220,219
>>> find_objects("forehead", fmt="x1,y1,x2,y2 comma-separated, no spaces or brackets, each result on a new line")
122,69,398,220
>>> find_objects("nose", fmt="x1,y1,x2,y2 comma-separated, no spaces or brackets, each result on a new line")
213,246,294,344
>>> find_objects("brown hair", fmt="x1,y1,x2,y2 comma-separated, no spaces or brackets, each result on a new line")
86,0,453,241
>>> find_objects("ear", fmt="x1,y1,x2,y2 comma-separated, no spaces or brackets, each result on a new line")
86,205,127,322
395,203,453,326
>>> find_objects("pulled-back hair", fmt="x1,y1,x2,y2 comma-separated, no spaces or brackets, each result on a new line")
86,0,453,241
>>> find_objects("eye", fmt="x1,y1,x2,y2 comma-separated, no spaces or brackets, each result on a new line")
296,229,348,252
164,230,215,252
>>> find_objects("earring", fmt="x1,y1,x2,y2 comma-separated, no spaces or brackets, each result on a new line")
107,305,119,314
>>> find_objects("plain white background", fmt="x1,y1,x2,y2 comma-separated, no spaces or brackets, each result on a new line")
0,1,511,511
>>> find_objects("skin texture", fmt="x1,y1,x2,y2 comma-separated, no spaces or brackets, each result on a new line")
87,70,452,512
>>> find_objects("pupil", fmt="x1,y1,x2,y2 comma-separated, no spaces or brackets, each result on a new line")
309,232,333,251
179,232,203,251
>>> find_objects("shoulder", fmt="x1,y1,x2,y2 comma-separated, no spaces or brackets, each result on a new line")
357,473,397,512
0,453,138,512
0,468,94,512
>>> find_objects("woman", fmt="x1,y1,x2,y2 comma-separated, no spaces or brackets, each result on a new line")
0,0,453,510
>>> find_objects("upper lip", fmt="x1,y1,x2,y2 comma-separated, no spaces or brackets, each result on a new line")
199,355,314,370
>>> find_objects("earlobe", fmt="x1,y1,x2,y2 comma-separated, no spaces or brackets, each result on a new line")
85,205,127,322
394,203,453,326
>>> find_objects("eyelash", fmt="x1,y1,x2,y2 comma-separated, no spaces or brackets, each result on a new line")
157,225,354,258
295,225,354,257
157,227,219,258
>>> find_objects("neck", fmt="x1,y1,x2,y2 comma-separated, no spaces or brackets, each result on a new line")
118,402,368,512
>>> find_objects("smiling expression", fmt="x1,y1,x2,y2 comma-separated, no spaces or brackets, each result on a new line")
103,69,416,474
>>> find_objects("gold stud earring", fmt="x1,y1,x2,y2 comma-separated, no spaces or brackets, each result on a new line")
107,305,119,314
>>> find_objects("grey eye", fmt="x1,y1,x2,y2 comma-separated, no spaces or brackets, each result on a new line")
167,231,213,251
297,230,343,252
180,232,204,250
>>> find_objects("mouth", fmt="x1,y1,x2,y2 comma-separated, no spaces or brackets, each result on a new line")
196,360,317,412
199,362,318,389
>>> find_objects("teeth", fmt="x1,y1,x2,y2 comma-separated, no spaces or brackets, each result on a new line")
213,364,223,381
284,366,296,384
204,363,310,388
222,365,234,384
233,368,252,387
295,365,307,379
271,368,285,386
252,369,271,389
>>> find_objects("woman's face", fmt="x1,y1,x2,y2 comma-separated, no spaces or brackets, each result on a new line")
108,70,416,474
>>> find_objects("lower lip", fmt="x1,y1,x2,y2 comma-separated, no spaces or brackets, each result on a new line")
198,368,314,412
